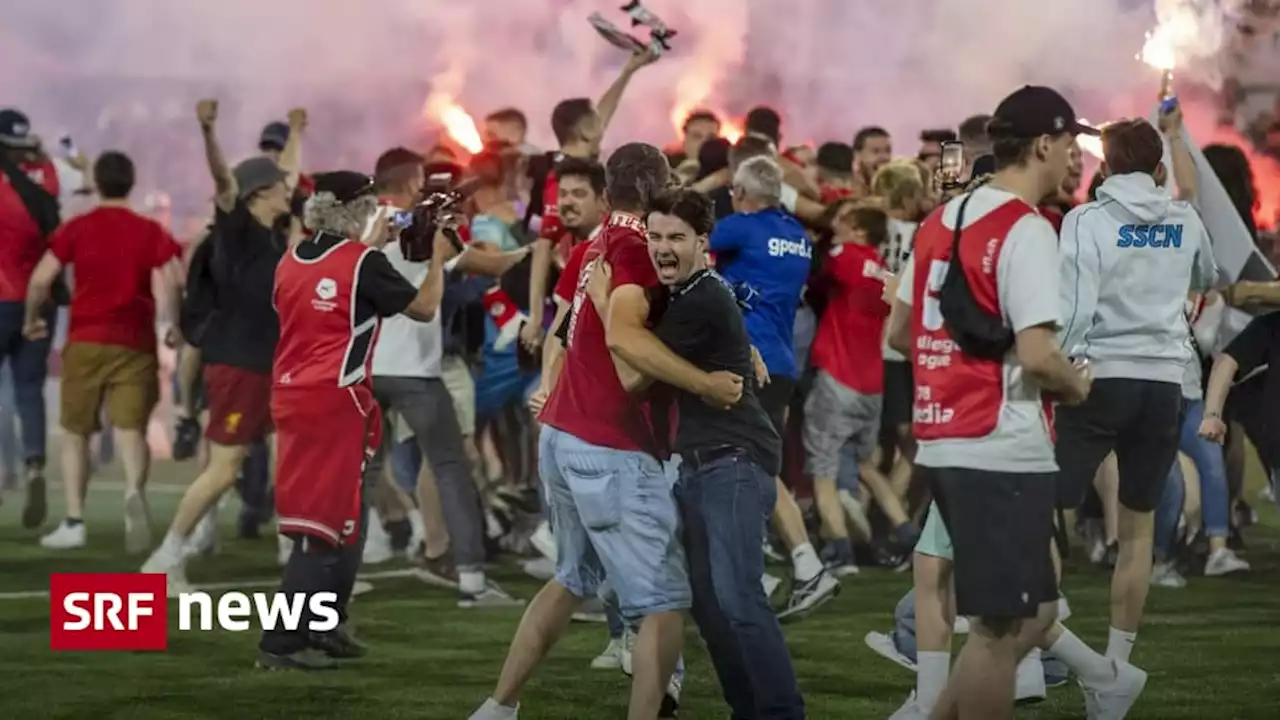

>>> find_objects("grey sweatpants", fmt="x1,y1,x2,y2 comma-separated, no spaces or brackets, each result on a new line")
367,375,486,571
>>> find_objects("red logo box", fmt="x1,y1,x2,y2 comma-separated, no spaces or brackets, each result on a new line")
50,573,168,651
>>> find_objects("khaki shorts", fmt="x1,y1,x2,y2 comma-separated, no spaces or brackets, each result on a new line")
61,342,159,435
440,355,476,437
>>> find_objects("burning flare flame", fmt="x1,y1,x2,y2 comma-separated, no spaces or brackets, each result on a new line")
424,92,483,154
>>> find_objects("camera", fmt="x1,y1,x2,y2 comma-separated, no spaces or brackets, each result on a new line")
400,190,467,262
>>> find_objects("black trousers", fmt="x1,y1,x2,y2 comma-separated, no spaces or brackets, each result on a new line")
259,467,375,655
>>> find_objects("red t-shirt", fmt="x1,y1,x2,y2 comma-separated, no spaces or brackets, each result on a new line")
541,212,664,454
0,158,59,301
810,242,890,394
49,206,182,352
554,240,592,304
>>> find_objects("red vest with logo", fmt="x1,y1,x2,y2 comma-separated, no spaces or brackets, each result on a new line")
272,236,381,390
909,197,1036,441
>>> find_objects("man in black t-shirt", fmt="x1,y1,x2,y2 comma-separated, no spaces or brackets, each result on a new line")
600,189,805,720
1199,311,1280,491
143,100,303,590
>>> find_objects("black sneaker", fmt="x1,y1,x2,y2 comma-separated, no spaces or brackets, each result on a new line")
22,460,46,529
172,417,201,461
255,648,338,670
309,624,366,659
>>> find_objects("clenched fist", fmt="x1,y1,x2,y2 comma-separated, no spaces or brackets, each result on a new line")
196,99,218,129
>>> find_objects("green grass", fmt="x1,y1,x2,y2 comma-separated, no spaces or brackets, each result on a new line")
1,459,1279,719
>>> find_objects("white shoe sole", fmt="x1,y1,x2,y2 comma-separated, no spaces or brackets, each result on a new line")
530,523,557,562
864,631,916,671
776,573,840,622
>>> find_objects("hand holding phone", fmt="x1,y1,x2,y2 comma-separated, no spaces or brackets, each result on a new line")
938,141,965,189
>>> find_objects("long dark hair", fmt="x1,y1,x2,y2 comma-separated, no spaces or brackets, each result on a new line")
1202,143,1258,241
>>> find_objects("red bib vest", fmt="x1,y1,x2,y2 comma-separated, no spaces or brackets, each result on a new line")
910,197,1045,441
272,237,381,390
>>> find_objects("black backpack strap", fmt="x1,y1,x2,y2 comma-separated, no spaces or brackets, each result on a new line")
949,193,974,264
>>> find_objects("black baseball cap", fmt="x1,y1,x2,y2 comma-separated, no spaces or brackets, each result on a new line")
259,121,291,152
991,86,1099,139
0,108,37,148
312,171,376,202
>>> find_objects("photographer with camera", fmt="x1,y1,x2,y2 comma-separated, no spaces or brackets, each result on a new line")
363,148,524,608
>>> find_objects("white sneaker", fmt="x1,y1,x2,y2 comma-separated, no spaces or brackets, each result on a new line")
590,637,625,670
184,510,219,558
953,616,971,634
863,630,916,671
1150,561,1187,588
620,628,635,676
762,539,785,564
530,521,556,562
40,520,86,550
277,534,294,566
1081,660,1147,720
837,489,873,541
124,493,152,554
468,698,519,720
761,573,782,598
776,569,841,623
888,691,928,720
1204,547,1250,576
362,518,394,565
1015,647,1047,703
521,556,556,581
140,550,193,597
827,559,860,577
351,580,375,597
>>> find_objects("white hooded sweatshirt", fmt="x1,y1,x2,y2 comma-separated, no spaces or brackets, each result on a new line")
1058,172,1219,384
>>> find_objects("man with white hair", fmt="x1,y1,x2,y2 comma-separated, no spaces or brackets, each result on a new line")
711,154,840,621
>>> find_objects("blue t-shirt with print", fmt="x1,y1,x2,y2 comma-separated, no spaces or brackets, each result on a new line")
710,208,812,379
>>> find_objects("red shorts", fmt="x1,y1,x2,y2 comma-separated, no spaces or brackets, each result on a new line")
271,384,382,547
203,364,273,445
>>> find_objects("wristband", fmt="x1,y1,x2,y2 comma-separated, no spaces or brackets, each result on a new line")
779,184,799,213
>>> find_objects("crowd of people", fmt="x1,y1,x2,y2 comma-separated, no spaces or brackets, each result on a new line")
3,41,1280,720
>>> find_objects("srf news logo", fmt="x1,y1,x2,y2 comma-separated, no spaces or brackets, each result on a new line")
50,573,339,651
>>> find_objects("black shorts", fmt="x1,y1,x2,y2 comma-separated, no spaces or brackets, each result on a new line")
930,467,1059,620
1055,378,1182,513
757,374,796,438
881,360,914,429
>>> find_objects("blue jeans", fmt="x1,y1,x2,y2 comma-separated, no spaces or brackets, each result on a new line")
0,363,18,478
0,301,53,463
1179,399,1230,538
390,437,422,493
539,426,690,620
675,453,805,720
1155,459,1186,563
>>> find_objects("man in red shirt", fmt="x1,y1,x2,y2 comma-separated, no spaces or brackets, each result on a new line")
804,205,918,576
24,151,183,553
258,171,451,670
0,108,63,529
470,143,739,720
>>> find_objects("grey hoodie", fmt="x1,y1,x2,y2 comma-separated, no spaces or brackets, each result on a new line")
1058,172,1219,384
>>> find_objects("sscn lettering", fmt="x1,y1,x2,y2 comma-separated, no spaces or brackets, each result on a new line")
1116,224,1183,249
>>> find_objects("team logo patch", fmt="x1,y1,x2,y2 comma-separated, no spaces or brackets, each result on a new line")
490,301,506,318
224,412,242,434
315,278,337,300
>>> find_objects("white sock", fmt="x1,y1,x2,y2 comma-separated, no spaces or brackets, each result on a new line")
791,542,824,582
1050,627,1115,685
459,570,486,595
476,698,517,718
916,651,950,712
1105,627,1136,663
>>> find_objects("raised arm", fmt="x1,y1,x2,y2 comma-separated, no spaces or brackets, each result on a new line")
596,47,660,135
277,108,307,193
196,99,236,212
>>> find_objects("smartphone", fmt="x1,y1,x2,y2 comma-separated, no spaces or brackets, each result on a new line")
1159,95,1179,115
940,141,964,187
388,210,414,230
